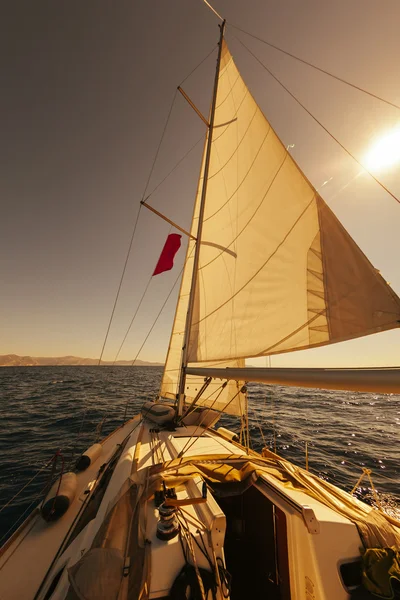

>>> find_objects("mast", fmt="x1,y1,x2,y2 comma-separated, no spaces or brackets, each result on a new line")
177,20,226,415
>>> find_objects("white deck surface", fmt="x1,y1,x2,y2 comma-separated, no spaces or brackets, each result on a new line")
0,415,366,600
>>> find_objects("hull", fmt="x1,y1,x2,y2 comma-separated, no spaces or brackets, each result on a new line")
0,407,397,599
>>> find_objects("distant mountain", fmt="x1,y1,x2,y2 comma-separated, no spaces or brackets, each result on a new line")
0,354,163,367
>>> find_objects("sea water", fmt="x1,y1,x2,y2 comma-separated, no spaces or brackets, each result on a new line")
0,366,398,543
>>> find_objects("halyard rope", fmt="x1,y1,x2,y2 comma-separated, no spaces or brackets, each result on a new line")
233,34,400,206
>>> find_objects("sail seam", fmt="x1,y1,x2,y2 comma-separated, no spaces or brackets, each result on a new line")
212,85,249,142
187,316,400,362
260,281,400,357
261,277,399,356
259,319,400,358
215,70,240,109
199,152,287,271
208,106,259,180
192,191,315,326
203,125,271,223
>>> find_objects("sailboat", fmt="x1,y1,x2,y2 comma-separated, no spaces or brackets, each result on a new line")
1,10,400,600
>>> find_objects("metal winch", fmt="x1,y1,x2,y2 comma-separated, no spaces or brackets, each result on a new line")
156,482,180,541
156,502,180,541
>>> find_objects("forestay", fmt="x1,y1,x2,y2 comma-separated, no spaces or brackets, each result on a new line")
185,41,400,363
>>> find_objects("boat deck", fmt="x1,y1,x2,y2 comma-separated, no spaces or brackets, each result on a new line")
0,417,367,600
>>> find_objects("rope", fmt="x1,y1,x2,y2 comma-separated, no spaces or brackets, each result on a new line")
97,204,142,365
177,512,207,600
351,467,383,510
179,44,218,86
115,48,218,368
252,409,268,449
216,557,231,598
179,385,246,457
249,405,399,494
239,415,245,446
0,449,66,547
0,454,57,515
178,378,218,423
143,134,205,204
245,391,250,450
233,34,400,206
271,390,277,453
228,24,400,111
113,276,153,365
142,88,179,201
177,509,231,598
98,88,179,366
0,492,44,548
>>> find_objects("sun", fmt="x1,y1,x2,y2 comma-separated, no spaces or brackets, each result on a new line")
364,127,400,172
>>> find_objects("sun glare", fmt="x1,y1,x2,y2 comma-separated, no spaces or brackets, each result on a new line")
364,128,400,171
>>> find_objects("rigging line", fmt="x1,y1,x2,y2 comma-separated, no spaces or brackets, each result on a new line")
228,24,400,112
129,246,195,366
97,204,142,365
180,385,245,457
251,409,268,449
178,384,228,456
337,456,399,485
142,88,179,199
0,455,56,515
182,381,226,422
113,276,153,364
143,134,205,203
271,390,277,453
98,89,179,365
121,252,193,422
234,35,400,206
180,44,218,86
0,493,42,548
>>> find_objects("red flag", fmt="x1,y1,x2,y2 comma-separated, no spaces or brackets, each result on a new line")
152,234,182,276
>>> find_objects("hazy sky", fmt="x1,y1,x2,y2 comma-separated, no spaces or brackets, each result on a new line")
2,0,400,366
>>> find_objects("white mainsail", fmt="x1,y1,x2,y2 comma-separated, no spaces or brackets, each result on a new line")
184,41,400,363
161,38,400,409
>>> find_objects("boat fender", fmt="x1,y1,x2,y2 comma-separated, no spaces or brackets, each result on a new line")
41,472,77,522
217,427,239,442
75,443,103,471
